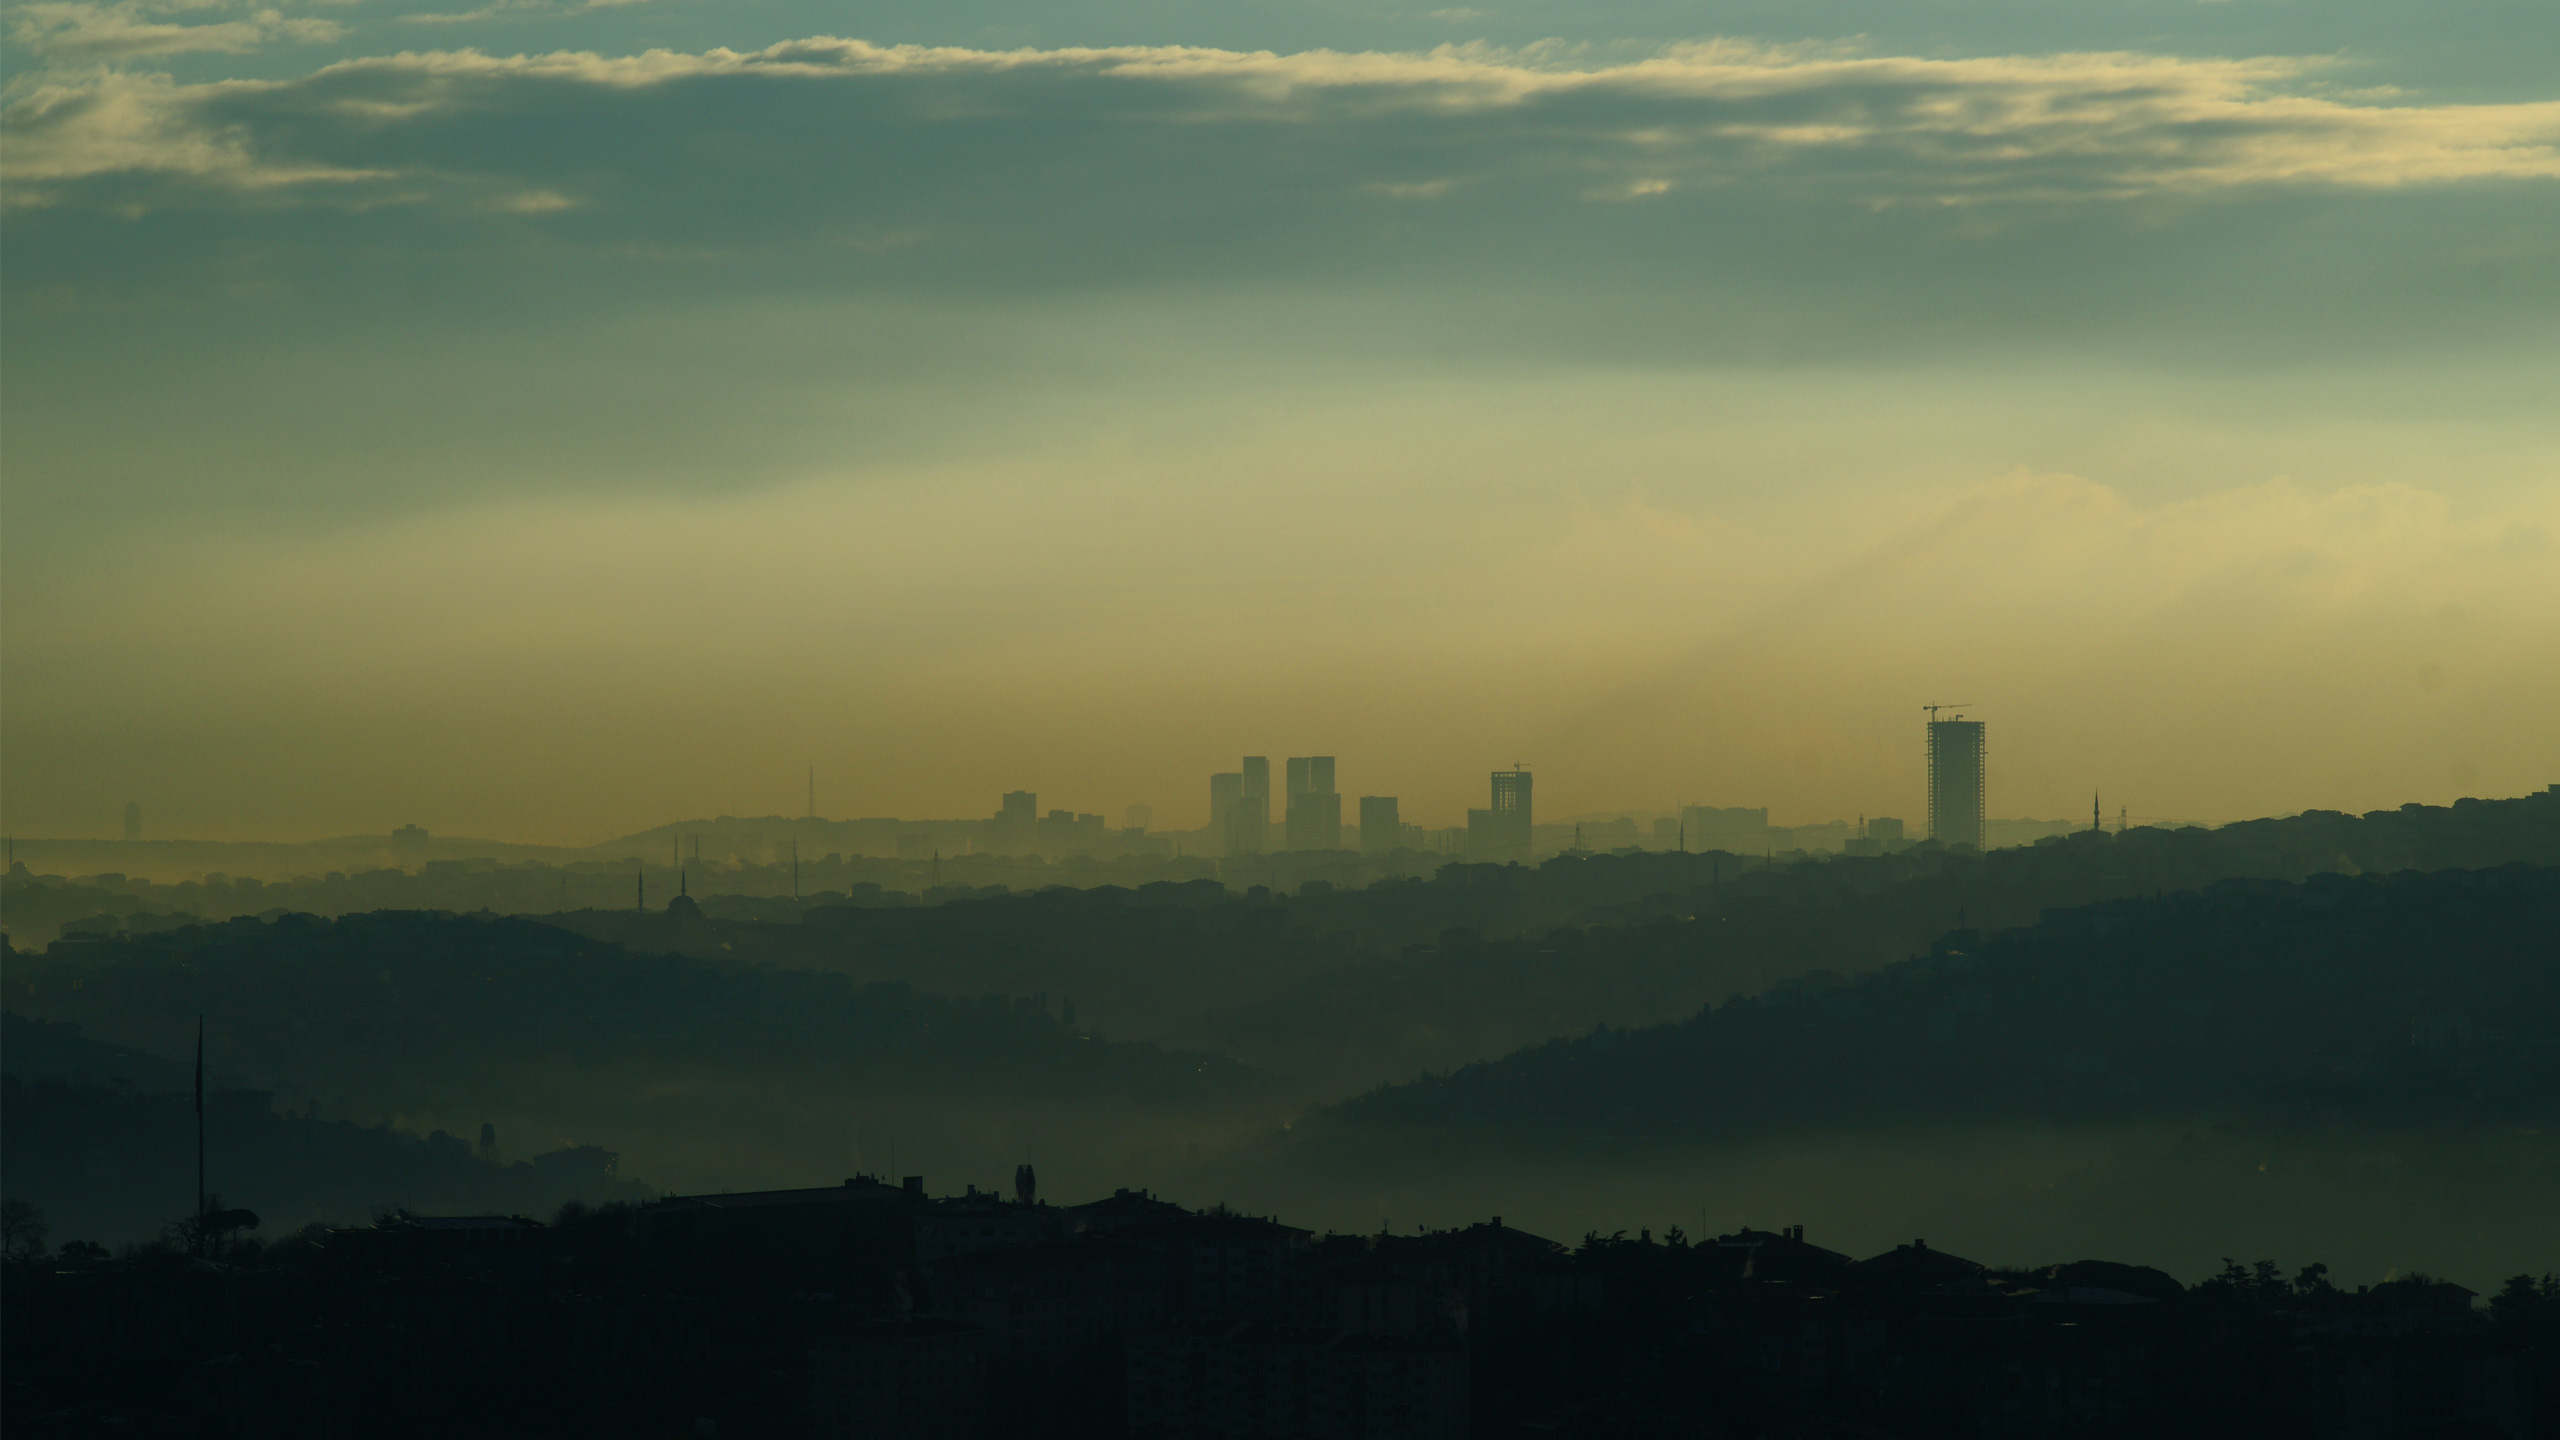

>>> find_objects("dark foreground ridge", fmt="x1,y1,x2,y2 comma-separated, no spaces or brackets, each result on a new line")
4,1179,2555,1439
1327,864,2560,1141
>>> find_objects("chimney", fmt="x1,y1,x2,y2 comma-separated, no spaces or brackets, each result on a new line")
1492,1216,1502,1229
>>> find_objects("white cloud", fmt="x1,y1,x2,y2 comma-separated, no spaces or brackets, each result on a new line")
7,0,342,60
396,0,545,26
5,36,2555,210
0,69,383,191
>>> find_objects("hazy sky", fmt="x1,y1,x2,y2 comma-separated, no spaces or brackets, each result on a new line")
4,0,2555,843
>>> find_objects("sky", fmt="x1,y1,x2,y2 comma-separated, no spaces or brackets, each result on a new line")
3,0,2556,844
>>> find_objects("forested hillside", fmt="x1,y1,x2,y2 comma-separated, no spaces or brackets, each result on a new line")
5,913,1283,1211
1327,865,2560,1140
1184,865,2560,1282
2,1015,653,1247
552,791,2560,1087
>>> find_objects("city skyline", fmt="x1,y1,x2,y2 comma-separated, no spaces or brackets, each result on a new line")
25,743,2536,850
4,0,2552,1423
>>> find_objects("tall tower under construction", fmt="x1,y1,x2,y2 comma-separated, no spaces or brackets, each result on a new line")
1927,716,1986,851
1468,766,1534,862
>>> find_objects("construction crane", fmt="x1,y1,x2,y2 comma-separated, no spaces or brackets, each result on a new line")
1922,703,1974,722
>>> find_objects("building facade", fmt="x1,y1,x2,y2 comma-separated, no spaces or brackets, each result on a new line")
1359,796,1401,854
1285,756,1343,851
1927,719,1987,851
1467,768,1533,863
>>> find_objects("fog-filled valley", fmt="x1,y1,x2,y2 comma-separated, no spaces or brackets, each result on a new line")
6,790,2555,1287
1232,862,2560,1284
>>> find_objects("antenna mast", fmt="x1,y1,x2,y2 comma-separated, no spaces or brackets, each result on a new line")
194,1016,206,1256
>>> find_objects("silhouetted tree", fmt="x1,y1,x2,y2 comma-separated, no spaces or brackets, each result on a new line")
2,1198,48,1263
161,1194,259,1257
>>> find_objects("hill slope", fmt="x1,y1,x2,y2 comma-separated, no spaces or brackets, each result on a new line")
7,912,1283,1199
1327,865,2560,1140
2,1014,653,1246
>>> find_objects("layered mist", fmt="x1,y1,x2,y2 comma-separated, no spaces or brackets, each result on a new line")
5,791,2555,1287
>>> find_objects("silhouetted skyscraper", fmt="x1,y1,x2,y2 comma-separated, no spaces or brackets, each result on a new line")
1225,794,1268,856
986,791,1039,853
1209,771,1243,847
1928,718,1986,850
1469,767,1533,862
1284,756,1341,850
1232,758,1273,855
1359,796,1400,853
123,802,141,843
1286,756,1335,797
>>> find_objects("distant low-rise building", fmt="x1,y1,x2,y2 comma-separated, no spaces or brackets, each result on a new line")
1115,1210,1315,1324
1064,1186,1192,1235
638,1176,915,1294
913,1187,1063,1271
1680,805,1768,851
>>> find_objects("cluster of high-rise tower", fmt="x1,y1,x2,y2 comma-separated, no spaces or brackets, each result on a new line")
1195,759,1536,862
1181,712,1984,864
963,711,1991,866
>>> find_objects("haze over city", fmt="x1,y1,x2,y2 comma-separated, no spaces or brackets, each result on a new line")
5,0,2557,843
